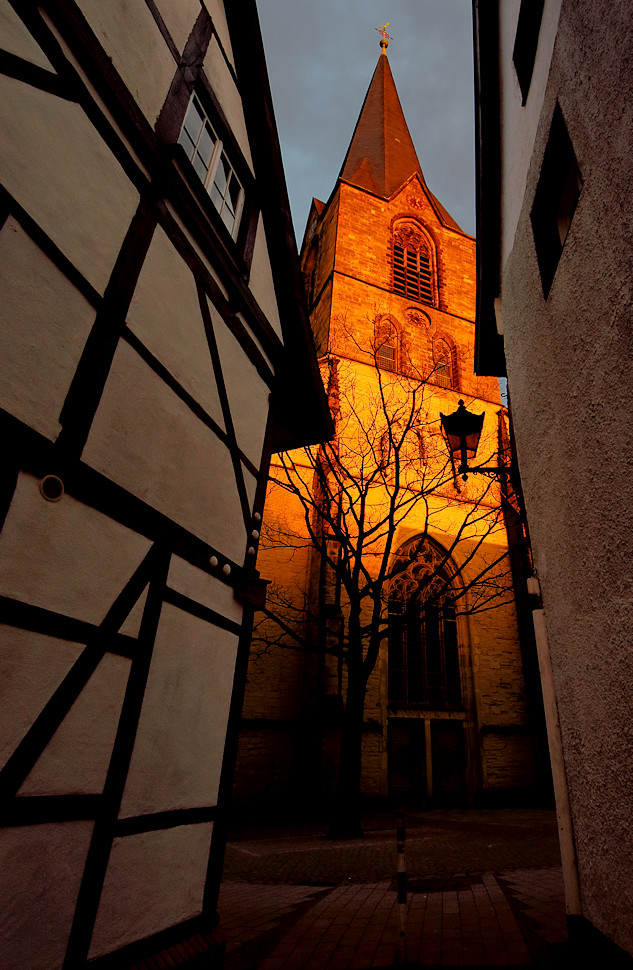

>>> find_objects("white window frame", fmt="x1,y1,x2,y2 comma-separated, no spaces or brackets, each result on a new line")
178,94,245,239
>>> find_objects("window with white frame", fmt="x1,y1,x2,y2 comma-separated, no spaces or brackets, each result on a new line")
178,95,244,238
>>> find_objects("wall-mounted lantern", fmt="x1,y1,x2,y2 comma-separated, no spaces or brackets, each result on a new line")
440,399,507,480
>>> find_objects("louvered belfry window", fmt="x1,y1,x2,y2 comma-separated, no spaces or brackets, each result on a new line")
393,226,433,304
377,341,396,372
434,339,453,388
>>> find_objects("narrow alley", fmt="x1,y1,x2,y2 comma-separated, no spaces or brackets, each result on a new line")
218,808,568,969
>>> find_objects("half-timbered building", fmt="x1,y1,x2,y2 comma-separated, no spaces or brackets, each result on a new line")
0,1,330,967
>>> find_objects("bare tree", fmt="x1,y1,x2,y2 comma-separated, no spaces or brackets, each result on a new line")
253,336,515,837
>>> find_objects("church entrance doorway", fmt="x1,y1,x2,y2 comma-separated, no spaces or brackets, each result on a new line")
388,717,466,806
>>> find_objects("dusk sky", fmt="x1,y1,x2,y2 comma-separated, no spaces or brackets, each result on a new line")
257,1,476,243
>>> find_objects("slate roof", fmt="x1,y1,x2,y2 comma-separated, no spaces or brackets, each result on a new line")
338,52,463,232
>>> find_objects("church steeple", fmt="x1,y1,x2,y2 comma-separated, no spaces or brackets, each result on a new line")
338,52,462,230
338,53,421,199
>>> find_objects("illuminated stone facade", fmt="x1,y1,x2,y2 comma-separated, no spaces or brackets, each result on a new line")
234,52,545,814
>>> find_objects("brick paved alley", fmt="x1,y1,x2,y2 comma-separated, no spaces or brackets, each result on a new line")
218,809,570,969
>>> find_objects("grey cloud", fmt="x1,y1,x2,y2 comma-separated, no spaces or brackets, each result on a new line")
258,0,475,239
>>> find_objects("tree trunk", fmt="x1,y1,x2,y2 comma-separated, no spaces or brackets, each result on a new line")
327,669,367,838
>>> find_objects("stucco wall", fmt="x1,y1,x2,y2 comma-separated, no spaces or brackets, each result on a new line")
498,2,633,954
498,0,563,270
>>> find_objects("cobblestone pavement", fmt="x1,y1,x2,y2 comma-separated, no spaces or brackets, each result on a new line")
218,809,568,969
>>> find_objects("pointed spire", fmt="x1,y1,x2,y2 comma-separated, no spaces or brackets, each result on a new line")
338,53,422,199
337,53,463,231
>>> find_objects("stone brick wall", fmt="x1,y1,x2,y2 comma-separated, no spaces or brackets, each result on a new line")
482,734,536,791
233,167,540,813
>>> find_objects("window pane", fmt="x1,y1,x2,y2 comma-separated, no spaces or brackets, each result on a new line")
213,154,230,197
198,124,216,166
221,206,236,233
193,152,209,183
407,611,425,703
425,609,442,675
443,610,461,705
209,182,224,211
227,172,242,211
177,127,196,160
388,604,405,702
393,245,406,295
183,98,204,141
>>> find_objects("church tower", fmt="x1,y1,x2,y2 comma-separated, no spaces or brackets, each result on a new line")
234,45,543,813
302,45,492,406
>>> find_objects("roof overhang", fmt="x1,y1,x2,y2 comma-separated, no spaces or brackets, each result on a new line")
472,0,507,377
224,0,334,450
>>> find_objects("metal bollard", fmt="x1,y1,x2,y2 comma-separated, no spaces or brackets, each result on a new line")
397,810,407,964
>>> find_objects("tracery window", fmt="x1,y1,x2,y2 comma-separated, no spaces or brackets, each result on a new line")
393,225,434,305
388,539,462,709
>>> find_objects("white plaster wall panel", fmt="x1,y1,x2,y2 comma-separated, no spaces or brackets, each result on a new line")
0,821,93,970
0,0,54,69
89,822,213,958
75,0,175,126
19,654,130,796
203,36,253,172
83,342,246,561
499,0,563,269
118,584,149,638
167,556,243,624
0,76,139,294
165,201,229,299
248,215,283,337
127,225,225,430
0,627,83,769
207,298,269,467
236,312,275,373
0,473,152,624
206,0,235,67
242,466,258,515
0,219,97,440
119,604,238,815
152,0,199,56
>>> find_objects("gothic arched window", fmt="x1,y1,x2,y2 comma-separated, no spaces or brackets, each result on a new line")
393,225,434,305
388,540,461,709
377,339,396,372
434,338,455,389
375,320,399,372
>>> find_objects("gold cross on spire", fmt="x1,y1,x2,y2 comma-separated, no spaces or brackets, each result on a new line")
375,23,393,52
